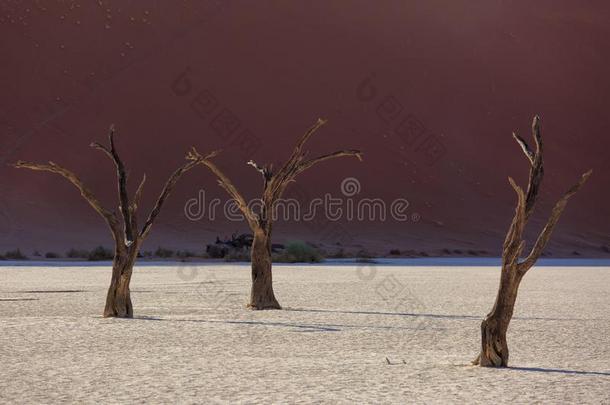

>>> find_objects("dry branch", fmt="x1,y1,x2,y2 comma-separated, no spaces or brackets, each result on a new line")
13,126,199,317
13,160,119,233
192,117,363,309
474,115,591,367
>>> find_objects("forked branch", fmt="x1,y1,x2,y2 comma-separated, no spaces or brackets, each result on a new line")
15,126,202,248
189,148,258,229
191,118,362,231
268,118,363,202
274,118,328,181
139,150,210,239
517,169,592,273
515,116,544,219
91,125,134,244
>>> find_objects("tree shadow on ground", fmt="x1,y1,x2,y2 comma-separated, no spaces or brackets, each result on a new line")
18,290,85,294
0,298,39,301
134,317,443,332
284,308,593,322
508,366,610,377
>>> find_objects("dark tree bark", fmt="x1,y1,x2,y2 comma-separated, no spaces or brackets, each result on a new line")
249,228,279,309
104,243,139,317
473,116,592,367
190,118,363,309
14,126,203,318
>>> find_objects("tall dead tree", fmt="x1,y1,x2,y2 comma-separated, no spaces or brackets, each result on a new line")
14,126,205,318
473,116,592,367
189,118,362,309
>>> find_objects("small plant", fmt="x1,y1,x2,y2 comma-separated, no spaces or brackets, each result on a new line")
327,248,349,259
275,241,322,263
224,248,251,262
66,248,90,259
389,249,401,256
154,247,175,258
45,252,61,259
88,246,114,261
4,249,28,260
356,249,374,259
176,250,196,259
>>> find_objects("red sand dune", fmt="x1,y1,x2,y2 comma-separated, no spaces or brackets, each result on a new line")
1,1,609,256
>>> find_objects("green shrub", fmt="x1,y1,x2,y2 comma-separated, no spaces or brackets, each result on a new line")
88,246,113,261
45,252,61,259
5,249,28,260
275,241,322,263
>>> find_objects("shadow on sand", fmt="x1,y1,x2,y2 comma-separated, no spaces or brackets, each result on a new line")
132,316,444,332
507,366,610,377
0,298,40,301
122,316,610,377
284,308,592,322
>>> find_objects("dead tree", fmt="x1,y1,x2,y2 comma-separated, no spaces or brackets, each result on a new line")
473,116,592,367
13,125,206,318
189,118,362,309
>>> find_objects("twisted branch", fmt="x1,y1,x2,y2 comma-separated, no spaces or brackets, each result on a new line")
503,115,591,273
517,169,592,273
12,160,121,241
139,149,210,239
277,118,328,178
189,148,258,230
15,125,200,247
296,150,363,175
268,118,363,203
192,118,362,232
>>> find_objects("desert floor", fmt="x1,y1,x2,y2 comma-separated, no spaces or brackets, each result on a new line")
1,260,609,403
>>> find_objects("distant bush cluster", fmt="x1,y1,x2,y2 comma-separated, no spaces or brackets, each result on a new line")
0,244,499,262
0,246,205,262
0,249,28,260
274,241,323,263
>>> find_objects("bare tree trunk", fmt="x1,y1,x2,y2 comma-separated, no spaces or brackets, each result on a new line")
104,246,138,318
473,116,592,367
476,265,523,367
193,119,362,310
14,126,202,317
249,228,281,310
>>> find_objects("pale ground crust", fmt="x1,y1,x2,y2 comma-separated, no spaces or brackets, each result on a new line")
1,263,609,403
